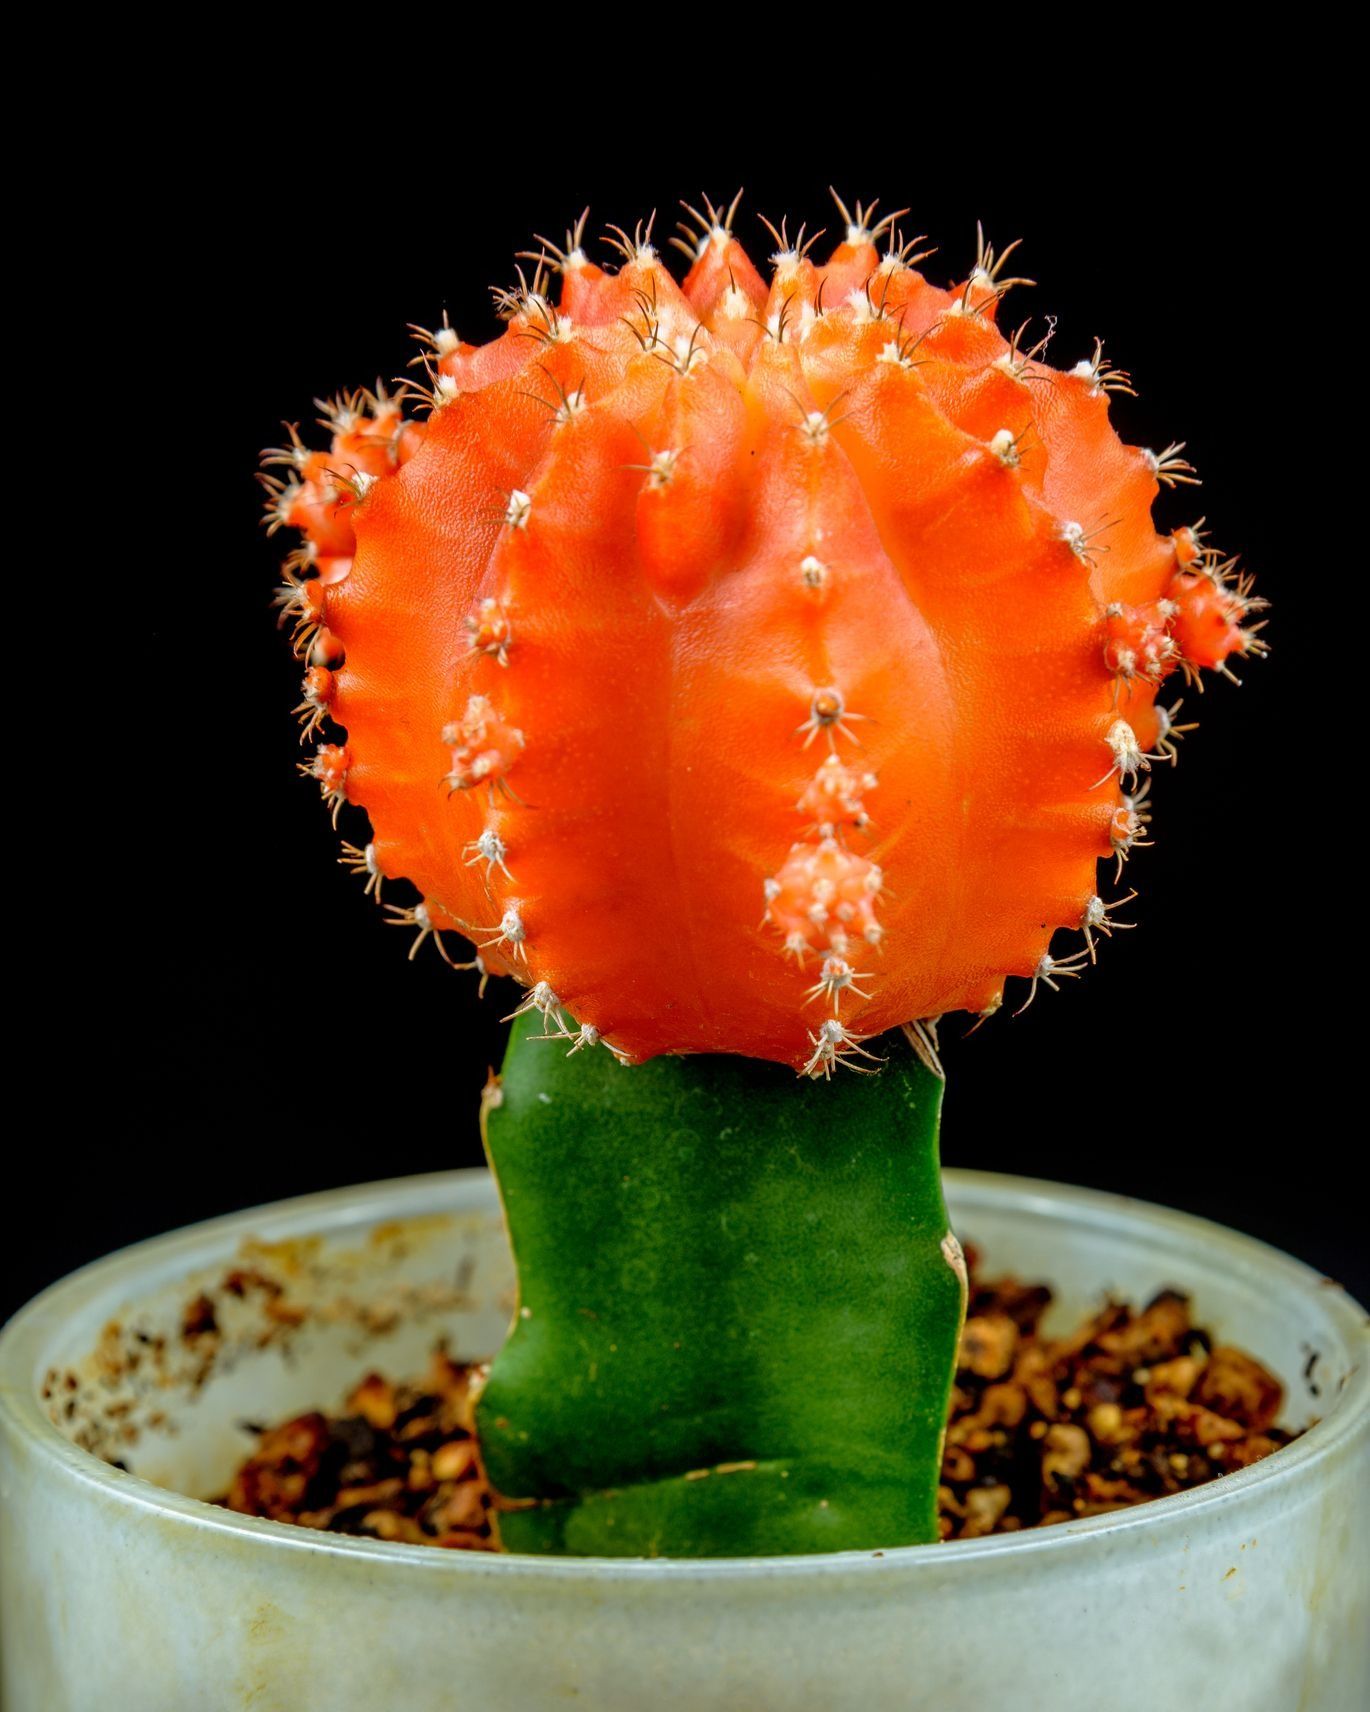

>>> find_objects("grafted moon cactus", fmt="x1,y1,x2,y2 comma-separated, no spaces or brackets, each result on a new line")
262,194,1262,1556
263,197,1261,1073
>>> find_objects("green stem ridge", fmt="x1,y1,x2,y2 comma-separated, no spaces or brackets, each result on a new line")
475,1015,966,1558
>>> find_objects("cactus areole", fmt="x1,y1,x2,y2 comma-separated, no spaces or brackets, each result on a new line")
262,195,1263,1556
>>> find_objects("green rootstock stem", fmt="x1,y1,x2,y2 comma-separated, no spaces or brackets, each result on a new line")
475,1016,966,1558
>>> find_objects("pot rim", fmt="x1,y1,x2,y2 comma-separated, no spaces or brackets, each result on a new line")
3,1167,1365,1582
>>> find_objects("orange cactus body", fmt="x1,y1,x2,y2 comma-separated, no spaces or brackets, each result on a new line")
263,199,1264,1071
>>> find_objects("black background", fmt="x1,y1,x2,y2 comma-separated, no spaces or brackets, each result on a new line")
15,93,1358,1322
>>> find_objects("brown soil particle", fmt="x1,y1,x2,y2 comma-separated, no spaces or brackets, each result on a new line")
217,1256,1295,1548
221,1347,497,1550
937,1253,1294,1539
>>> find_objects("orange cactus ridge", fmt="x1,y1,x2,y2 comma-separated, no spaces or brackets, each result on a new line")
260,192,1265,1075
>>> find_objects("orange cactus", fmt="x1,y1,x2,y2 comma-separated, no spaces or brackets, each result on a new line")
261,195,1265,1073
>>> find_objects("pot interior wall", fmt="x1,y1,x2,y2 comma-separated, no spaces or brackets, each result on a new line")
27,1173,1343,1507
33,1199,515,1502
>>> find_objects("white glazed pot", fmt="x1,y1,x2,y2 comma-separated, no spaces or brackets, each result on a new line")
1,1168,1365,1712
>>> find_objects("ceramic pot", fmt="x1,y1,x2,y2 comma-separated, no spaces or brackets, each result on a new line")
2,1168,1365,1711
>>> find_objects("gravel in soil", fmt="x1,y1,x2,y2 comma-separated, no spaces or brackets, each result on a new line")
217,1253,1295,1548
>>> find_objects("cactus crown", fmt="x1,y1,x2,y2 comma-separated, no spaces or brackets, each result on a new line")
262,192,1263,1073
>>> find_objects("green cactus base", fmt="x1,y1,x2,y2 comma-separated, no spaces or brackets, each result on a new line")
475,1015,966,1557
